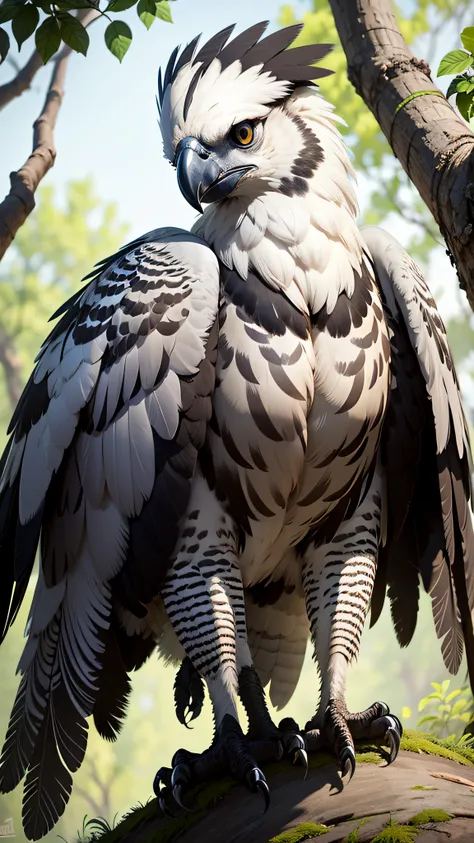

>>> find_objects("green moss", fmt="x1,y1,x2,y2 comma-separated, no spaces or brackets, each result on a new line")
408,808,452,825
400,730,474,766
369,819,420,843
355,751,382,764
410,785,437,791
268,823,329,843
344,816,372,842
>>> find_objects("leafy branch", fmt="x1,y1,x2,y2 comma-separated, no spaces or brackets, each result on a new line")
438,26,474,122
0,0,173,65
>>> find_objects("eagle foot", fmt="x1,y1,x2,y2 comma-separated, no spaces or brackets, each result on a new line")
154,714,280,815
303,698,403,781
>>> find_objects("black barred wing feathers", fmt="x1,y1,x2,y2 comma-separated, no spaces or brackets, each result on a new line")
0,227,219,839
364,227,474,686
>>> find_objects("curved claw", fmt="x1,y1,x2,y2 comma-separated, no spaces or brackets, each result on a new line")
387,714,403,738
386,725,401,765
159,795,176,819
340,746,356,783
293,747,308,779
153,767,171,799
247,767,270,812
172,784,195,813
171,763,191,789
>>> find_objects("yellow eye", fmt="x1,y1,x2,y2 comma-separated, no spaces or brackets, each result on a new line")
231,121,255,147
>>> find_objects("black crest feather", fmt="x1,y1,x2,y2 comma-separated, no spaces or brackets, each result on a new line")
157,22,334,115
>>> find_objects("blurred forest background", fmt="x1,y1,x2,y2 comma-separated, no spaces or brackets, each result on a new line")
1,0,474,839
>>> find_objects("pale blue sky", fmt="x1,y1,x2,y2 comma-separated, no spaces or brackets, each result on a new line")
0,0,308,238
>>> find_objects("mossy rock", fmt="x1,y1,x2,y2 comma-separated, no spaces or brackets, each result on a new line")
86,732,474,843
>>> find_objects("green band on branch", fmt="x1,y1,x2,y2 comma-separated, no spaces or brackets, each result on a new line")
393,90,445,118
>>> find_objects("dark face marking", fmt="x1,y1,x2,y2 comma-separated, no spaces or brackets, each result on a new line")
278,114,324,197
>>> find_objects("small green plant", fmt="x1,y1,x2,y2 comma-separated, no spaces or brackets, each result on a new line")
58,813,119,843
268,823,329,843
438,27,474,123
417,680,474,739
370,819,419,843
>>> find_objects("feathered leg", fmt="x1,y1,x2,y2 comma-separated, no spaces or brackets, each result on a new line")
155,473,280,812
301,468,402,779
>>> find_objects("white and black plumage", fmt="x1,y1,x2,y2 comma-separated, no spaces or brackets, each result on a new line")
1,21,474,839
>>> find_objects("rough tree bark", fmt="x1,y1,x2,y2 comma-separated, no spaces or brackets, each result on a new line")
328,0,474,309
0,7,100,263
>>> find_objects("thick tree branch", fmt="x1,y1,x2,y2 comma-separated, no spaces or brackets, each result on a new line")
0,7,100,262
0,50,44,111
329,0,474,307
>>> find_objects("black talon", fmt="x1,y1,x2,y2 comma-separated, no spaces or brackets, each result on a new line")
171,763,191,788
172,783,195,812
386,725,401,765
340,747,356,782
247,767,270,811
153,767,171,799
159,795,176,819
293,747,308,778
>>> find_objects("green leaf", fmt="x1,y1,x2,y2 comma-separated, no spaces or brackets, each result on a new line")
155,0,172,22
457,79,474,94
58,12,89,55
0,0,26,25
106,0,136,11
0,25,9,62
105,20,131,63
35,15,60,63
12,3,39,50
451,698,469,715
441,679,450,695
137,0,155,30
456,90,474,122
445,689,462,703
438,49,474,77
461,27,474,55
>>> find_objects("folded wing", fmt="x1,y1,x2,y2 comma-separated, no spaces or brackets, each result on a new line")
0,227,219,839
363,226,474,689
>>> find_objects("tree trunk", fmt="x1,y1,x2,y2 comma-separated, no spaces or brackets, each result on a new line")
328,0,474,309
0,324,23,410
94,737,474,843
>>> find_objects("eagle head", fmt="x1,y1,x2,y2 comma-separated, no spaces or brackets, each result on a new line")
157,22,333,213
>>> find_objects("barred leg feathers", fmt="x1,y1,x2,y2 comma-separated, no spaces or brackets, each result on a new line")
300,469,402,776
160,473,247,720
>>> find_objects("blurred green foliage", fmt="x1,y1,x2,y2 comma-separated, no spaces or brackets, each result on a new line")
416,680,474,738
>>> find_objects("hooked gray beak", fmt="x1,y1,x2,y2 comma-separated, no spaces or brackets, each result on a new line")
175,137,255,213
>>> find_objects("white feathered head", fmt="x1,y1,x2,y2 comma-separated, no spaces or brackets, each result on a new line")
157,22,333,212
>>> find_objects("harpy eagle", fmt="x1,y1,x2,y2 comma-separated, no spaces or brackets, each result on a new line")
1,20,474,839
